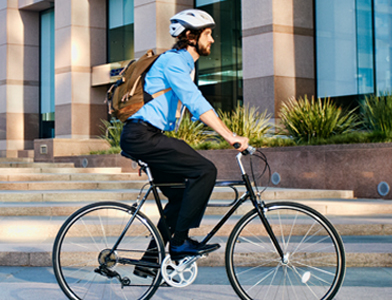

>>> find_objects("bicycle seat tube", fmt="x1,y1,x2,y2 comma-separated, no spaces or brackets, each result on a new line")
109,161,171,256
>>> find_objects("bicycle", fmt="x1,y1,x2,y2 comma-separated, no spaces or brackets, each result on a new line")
52,146,346,300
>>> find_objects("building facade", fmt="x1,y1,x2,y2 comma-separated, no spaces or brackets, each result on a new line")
1,0,391,157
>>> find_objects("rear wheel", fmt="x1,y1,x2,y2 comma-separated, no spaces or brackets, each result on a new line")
52,201,165,300
226,202,345,300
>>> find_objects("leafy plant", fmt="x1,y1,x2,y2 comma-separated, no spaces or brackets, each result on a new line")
99,117,123,147
165,113,213,146
279,95,360,143
362,93,392,134
90,146,122,155
218,103,273,139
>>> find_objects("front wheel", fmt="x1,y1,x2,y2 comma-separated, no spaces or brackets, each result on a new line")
52,201,165,300
226,201,345,300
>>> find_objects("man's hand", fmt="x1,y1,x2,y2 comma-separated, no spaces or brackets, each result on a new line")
230,135,249,152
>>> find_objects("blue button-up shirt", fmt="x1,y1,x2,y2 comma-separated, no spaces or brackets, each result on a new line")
130,48,214,131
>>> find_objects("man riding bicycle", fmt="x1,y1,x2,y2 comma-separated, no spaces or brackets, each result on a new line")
120,9,249,277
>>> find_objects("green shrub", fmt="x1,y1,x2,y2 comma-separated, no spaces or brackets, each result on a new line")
279,95,360,143
99,117,123,148
218,103,273,140
362,93,392,134
164,113,213,146
194,140,231,150
90,146,122,155
252,136,296,148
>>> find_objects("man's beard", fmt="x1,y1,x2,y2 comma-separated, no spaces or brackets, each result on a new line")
198,43,211,56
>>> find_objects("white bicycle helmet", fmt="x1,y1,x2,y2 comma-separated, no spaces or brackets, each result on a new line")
170,9,215,37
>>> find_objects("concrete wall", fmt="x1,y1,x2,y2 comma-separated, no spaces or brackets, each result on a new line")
242,0,315,119
134,0,193,58
199,144,392,200
0,0,40,157
54,0,107,139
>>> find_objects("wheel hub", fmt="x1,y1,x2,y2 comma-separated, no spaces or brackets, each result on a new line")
98,249,118,267
282,253,290,265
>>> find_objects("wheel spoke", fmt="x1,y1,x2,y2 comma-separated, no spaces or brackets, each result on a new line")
53,202,164,300
226,202,345,300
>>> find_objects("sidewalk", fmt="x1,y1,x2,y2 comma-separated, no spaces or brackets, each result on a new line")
0,266,391,300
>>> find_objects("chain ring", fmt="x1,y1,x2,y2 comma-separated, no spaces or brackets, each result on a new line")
161,256,198,288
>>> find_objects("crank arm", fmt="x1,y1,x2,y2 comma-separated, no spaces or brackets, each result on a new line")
118,257,160,269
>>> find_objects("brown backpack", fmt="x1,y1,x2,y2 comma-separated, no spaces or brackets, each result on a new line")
105,49,171,122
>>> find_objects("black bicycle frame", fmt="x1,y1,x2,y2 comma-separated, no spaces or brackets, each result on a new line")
109,152,285,262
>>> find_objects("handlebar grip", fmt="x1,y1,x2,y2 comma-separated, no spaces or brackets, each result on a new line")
233,143,241,149
233,143,256,155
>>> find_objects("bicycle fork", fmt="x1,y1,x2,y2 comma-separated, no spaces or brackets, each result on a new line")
237,152,285,261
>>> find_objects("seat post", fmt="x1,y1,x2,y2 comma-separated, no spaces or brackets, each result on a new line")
138,160,153,182
120,151,154,182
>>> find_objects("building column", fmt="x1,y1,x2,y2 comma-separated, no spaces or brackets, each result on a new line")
134,0,193,58
54,0,107,139
0,0,40,157
242,0,315,119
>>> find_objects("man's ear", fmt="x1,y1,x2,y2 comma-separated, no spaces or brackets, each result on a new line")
186,30,195,43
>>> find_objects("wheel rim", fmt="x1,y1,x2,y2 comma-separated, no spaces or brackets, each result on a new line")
53,203,164,300
228,203,345,300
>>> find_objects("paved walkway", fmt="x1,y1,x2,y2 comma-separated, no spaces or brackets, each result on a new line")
0,266,391,300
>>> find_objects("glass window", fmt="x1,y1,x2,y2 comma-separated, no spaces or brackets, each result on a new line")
374,0,392,93
357,0,374,94
40,8,55,138
108,0,134,63
195,0,243,112
315,0,374,98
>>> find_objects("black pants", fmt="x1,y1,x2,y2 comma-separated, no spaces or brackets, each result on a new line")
120,120,217,243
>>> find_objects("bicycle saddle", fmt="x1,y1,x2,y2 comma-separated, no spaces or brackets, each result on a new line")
120,150,138,162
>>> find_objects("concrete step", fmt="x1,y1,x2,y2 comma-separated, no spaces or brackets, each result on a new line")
0,167,123,174
0,180,148,191
0,216,392,267
0,213,391,267
0,172,146,182
0,162,75,168
0,187,354,205
0,157,33,163
1,197,391,218
0,233,390,268
0,189,146,203
1,208,391,241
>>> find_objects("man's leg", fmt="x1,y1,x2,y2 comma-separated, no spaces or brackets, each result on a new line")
121,122,219,260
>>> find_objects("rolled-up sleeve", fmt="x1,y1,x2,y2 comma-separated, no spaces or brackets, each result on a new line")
164,55,214,120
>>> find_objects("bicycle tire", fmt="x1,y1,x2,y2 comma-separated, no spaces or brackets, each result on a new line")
52,201,165,300
226,201,345,300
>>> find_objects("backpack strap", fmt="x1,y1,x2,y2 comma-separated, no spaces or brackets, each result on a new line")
152,87,172,99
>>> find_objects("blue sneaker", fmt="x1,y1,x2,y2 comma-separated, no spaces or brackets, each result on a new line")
169,238,220,261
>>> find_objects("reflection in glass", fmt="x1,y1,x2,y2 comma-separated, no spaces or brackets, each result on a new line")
316,0,374,98
357,0,374,94
108,0,134,63
196,0,243,112
40,8,55,138
374,0,392,93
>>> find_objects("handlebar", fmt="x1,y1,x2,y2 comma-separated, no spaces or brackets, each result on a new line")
233,143,256,155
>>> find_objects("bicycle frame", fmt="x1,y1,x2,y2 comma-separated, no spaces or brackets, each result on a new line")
109,152,285,262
